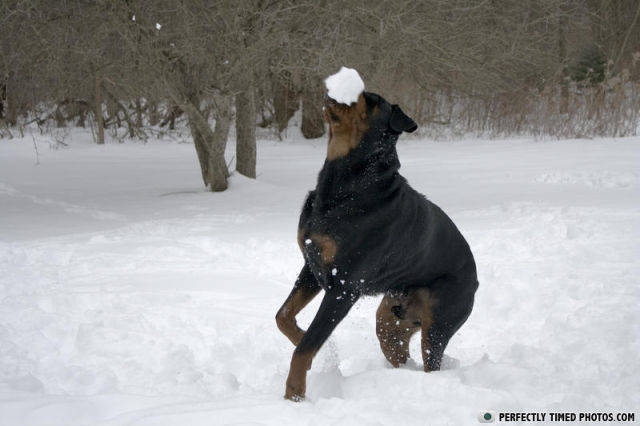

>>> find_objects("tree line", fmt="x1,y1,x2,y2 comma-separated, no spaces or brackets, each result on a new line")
1,0,639,191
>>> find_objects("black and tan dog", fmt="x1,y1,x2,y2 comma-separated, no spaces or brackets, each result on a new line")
275,91,478,401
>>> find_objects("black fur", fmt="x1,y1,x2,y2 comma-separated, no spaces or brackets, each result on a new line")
284,91,478,375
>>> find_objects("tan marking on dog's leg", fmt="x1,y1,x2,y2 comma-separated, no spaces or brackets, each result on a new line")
416,291,435,372
309,233,337,264
421,312,434,372
284,349,317,401
276,286,320,346
376,295,419,367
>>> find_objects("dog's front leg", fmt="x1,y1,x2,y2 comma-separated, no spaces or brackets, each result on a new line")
285,290,358,401
276,264,320,346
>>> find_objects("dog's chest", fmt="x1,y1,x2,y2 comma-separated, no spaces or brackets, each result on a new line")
298,193,414,291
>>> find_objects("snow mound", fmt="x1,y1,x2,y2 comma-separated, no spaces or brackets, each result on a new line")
324,66,364,105
1,134,639,425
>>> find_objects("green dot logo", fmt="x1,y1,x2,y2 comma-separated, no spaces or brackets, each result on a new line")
478,411,495,423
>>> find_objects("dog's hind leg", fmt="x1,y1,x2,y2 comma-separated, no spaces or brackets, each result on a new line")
276,264,321,346
422,271,478,372
285,290,359,400
376,294,420,367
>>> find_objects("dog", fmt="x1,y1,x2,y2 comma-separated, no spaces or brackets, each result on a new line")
275,91,478,401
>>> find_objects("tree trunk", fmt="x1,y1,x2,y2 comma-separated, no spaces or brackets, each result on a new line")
190,122,209,185
148,101,160,126
189,120,229,191
301,77,325,139
0,82,11,137
235,85,256,178
165,71,232,192
55,104,65,128
74,100,88,127
273,70,299,134
0,82,5,120
5,82,17,127
558,5,569,114
211,94,232,179
135,99,143,128
95,74,105,144
103,88,137,138
182,93,231,191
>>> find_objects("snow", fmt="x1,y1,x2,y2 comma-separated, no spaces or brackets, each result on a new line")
1,130,639,425
324,67,365,105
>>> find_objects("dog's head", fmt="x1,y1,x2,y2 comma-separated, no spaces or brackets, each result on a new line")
323,92,417,162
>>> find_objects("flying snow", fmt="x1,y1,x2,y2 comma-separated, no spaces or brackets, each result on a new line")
324,66,365,105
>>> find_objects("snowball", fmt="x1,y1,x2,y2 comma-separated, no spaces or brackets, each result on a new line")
155,22,162,30
324,66,365,105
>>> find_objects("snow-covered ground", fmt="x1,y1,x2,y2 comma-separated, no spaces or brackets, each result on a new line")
1,130,638,425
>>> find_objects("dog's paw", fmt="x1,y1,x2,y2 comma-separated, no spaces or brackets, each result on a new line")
284,393,305,402
284,372,307,401
284,383,305,402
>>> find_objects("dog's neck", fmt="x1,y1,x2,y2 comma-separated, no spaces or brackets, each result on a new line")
314,131,403,210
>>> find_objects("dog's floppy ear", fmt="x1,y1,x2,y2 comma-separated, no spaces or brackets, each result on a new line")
390,105,418,133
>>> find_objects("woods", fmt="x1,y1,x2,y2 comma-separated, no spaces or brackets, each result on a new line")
1,0,639,190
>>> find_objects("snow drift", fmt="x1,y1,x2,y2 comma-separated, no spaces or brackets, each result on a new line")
0,131,638,425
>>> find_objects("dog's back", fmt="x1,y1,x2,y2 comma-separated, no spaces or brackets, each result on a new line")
299,168,476,296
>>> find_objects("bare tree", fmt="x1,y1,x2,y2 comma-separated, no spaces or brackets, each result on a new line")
2,0,639,187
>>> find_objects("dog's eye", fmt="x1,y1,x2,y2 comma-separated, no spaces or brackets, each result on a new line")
329,111,340,122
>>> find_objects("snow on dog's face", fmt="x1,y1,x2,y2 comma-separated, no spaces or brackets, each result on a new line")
324,66,365,105
323,91,417,161
322,67,417,161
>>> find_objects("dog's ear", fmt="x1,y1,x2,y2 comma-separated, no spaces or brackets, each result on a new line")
390,105,418,133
